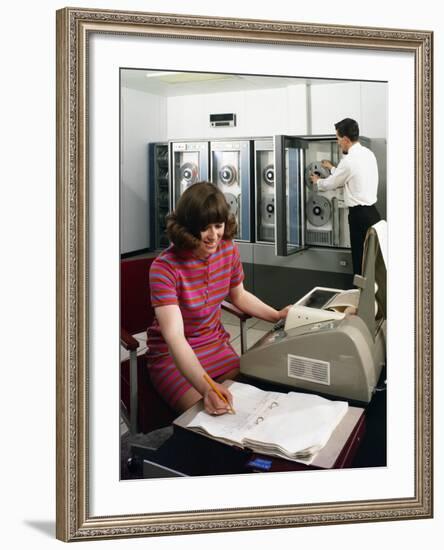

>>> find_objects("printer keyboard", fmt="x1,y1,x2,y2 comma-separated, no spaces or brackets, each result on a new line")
273,318,285,331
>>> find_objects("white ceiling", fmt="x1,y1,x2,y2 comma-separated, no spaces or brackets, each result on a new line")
121,69,350,97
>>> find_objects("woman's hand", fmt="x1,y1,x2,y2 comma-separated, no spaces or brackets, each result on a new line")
276,305,292,320
203,381,234,415
229,282,293,325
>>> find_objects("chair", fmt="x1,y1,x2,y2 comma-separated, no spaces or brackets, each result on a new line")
120,256,251,437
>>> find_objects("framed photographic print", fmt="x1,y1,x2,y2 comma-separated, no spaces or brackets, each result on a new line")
56,7,433,541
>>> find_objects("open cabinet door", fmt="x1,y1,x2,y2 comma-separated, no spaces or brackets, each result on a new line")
274,135,308,256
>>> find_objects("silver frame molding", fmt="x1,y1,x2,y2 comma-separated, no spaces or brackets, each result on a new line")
56,7,433,542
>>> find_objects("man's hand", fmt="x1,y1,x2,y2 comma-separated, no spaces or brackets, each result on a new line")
321,159,335,171
309,172,320,184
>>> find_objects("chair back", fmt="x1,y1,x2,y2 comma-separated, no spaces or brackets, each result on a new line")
121,257,155,335
121,255,177,433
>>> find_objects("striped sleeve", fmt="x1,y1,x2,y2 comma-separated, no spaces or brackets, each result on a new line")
229,242,245,288
149,256,178,307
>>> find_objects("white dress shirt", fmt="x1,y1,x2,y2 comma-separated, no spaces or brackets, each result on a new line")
316,142,378,207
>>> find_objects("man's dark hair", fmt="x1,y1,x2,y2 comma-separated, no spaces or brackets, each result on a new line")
335,118,360,142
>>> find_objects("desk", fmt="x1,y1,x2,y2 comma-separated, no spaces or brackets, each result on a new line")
131,401,366,477
249,407,365,472
128,370,386,478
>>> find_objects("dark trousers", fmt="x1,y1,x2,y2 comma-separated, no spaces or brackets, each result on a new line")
348,204,381,275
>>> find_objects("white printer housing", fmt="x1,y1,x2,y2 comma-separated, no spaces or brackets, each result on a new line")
240,223,387,403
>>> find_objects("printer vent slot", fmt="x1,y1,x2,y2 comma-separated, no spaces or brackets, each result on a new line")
287,354,330,386
306,229,332,246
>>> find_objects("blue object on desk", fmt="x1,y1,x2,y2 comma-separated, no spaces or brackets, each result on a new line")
247,457,273,471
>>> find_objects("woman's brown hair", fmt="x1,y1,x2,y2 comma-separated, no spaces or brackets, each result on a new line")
166,181,237,250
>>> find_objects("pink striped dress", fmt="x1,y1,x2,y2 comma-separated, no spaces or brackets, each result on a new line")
147,239,244,407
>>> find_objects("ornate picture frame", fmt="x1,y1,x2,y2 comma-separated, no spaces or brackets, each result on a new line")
56,7,433,541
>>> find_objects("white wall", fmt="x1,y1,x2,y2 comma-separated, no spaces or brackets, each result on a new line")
311,81,387,138
2,2,441,550
166,84,307,139
311,82,361,134
120,86,167,252
360,82,388,138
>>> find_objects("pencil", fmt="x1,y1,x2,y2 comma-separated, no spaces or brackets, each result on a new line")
203,373,236,414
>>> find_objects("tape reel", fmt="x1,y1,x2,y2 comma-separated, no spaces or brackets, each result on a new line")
305,161,331,188
224,192,238,216
180,162,198,187
263,164,275,186
306,195,332,227
262,198,275,225
219,164,237,186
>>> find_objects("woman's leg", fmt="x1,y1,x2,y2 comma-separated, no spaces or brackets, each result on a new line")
174,386,202,413
216,367,240,382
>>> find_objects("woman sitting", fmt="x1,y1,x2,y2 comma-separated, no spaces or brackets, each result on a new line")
147,182,290,416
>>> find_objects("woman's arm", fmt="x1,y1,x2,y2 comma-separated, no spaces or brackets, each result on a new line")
229,283,290,323
154,304,233,414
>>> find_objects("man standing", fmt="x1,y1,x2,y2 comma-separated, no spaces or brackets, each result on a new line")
310,118,381,276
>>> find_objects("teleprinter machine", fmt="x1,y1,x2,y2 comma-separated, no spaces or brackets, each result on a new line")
240,221,387,403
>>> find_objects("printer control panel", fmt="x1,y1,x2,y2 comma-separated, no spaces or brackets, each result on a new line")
256,318,341,349
273,318,285,331
309,320,338,331
260,325,287,346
